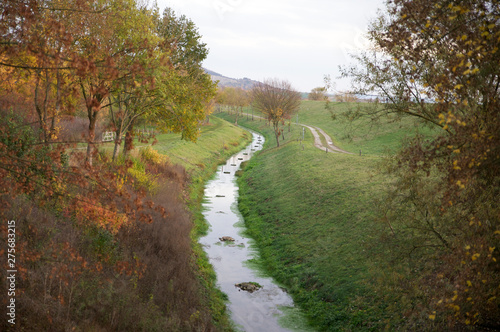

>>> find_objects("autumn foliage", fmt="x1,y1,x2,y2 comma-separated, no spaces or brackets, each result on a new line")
341,0,500,329
0,0,219,330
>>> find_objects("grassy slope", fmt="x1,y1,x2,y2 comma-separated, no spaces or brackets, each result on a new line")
150,115,252,330
297,100,436,155
216,105,433,331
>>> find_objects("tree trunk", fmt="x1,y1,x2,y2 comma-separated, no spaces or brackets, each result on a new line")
86,114,97,167
123,118,135,156
273,122,280,147
112,124,122,162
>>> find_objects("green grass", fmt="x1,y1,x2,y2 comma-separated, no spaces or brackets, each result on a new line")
294,100,437,155
152,116,250,172
215,107,428,330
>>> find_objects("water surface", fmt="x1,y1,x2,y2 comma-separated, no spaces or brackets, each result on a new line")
200,132,306,331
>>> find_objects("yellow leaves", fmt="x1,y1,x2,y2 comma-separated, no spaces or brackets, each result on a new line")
471,253,480,261
456,180,465,189
494,230,500,235
454,84,463,90
471,68,479,74
487,23,495,29
453,160,461,170
401,14,407,19
466,280,472,287
465,245,471,250
453,149,460,154
463,69,471,75
429,312,436,320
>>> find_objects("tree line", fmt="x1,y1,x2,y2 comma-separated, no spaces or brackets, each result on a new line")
0,0,223,330
1,0,216,165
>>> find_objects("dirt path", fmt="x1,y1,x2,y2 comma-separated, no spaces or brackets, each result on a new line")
239,112,351,154
304,125,352,154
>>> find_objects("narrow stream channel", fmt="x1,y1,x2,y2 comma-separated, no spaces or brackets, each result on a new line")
200,131,305,332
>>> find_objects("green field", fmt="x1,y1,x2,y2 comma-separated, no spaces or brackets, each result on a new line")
215,103,434,330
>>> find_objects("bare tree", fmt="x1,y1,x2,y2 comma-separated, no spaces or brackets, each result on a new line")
251,78,301,147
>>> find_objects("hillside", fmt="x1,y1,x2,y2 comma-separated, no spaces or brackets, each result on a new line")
204,68,260,90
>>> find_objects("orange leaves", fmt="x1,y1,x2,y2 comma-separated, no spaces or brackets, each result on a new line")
73,197,130,234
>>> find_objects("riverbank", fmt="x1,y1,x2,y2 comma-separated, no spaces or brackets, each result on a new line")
215,110,394,330
152,115,253,329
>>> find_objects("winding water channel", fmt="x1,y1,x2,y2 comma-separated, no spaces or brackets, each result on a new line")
200,131,307,331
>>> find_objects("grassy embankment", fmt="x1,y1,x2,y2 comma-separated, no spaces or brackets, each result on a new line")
216,101,437,331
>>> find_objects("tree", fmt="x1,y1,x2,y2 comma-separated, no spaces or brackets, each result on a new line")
308,87,328,101
148,8,217,143
341,0,500,328
251,78,301,147
75,0,163,166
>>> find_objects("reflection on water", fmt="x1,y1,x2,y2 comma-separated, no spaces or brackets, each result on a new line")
200,132,300,332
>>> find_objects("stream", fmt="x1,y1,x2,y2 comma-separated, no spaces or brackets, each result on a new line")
200,131,308,332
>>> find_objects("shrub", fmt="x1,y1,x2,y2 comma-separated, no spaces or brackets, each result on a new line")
140,146,169,165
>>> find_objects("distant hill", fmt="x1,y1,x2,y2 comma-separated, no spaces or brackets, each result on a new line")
204,69,260,90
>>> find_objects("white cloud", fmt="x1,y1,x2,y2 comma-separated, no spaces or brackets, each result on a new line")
155,0,385,92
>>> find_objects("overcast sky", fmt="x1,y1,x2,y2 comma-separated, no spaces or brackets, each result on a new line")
155,0,386,92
